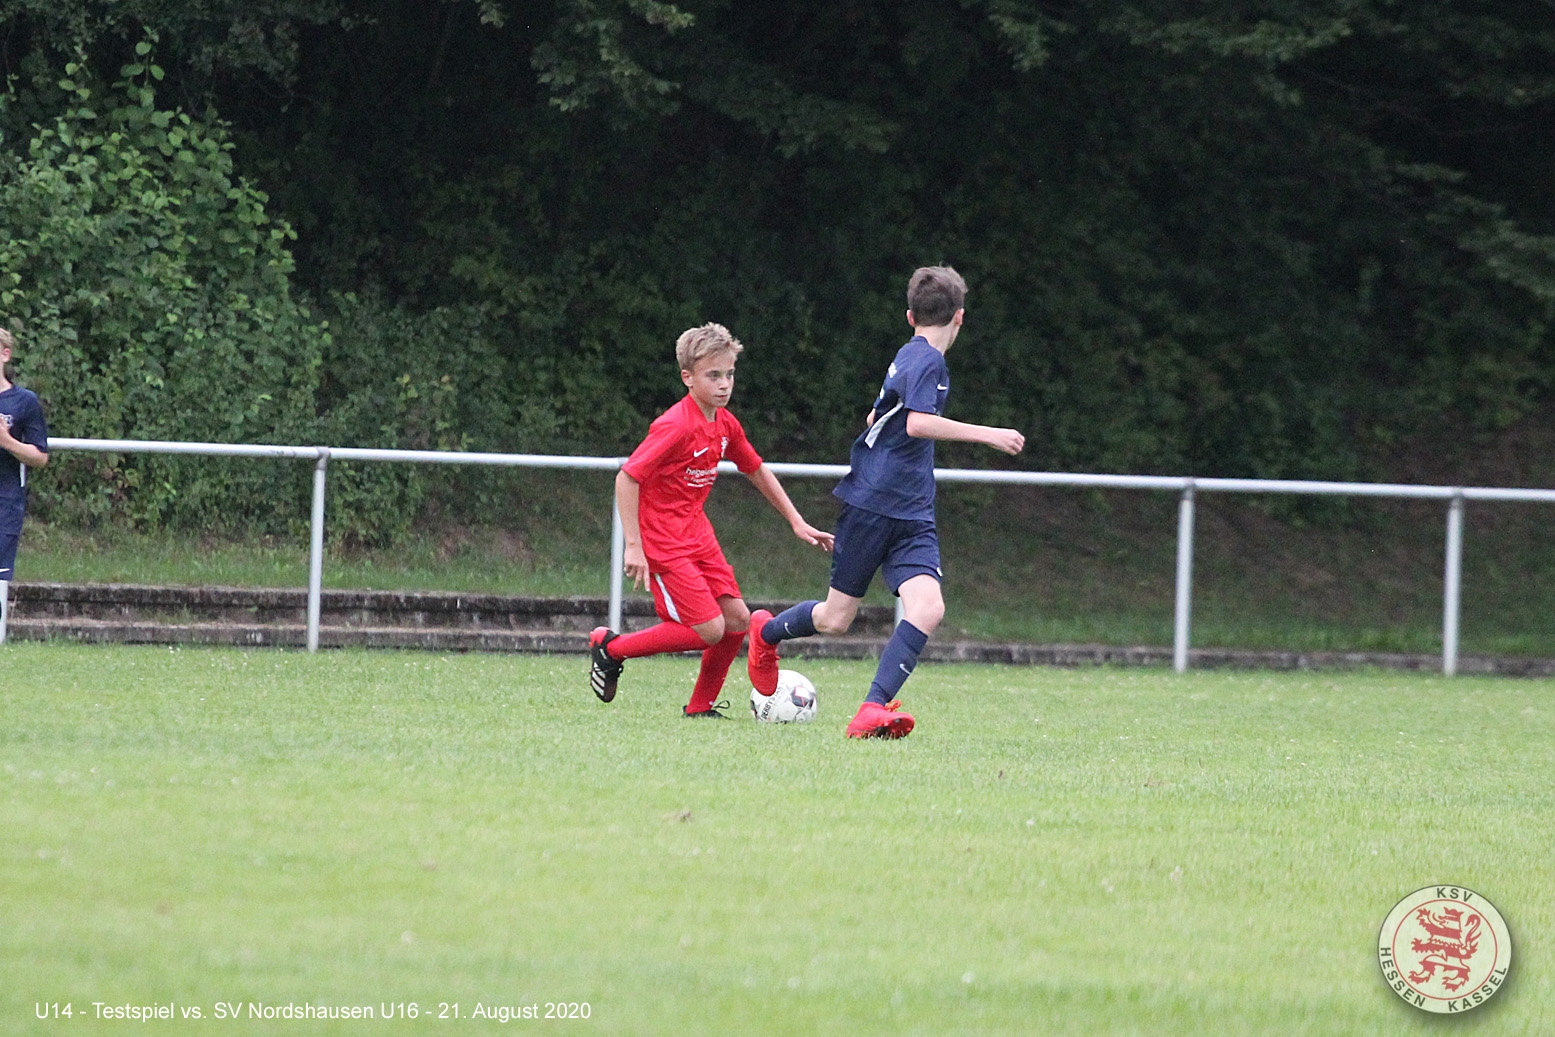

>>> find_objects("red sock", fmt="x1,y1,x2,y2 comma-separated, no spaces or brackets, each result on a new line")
608,621,709,660
687,629,746,713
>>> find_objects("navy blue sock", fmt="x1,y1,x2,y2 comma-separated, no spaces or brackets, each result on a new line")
763,600,818,643
866,621,929,705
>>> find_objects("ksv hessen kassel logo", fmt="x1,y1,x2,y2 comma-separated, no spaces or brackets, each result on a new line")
1378,885,1511,1014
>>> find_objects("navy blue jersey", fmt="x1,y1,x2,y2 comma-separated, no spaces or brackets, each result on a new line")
0,385,49,535
833,337,949,521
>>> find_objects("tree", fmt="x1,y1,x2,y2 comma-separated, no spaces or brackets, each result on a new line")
5,0,1555,538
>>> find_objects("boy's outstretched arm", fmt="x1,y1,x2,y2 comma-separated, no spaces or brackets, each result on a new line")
744,465,834,552
905,412,1025,455
614,469,651,589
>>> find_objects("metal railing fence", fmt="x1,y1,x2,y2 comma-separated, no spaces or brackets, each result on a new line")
15,436,1555,674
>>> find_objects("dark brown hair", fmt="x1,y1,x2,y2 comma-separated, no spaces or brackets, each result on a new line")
906,266,967,327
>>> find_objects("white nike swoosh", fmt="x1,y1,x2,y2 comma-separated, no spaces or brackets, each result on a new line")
693,447,710,457
937,384,949,390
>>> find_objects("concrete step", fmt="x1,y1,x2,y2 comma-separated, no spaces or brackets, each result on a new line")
7,583,1555,676
4,617,591,652
5,582,898,635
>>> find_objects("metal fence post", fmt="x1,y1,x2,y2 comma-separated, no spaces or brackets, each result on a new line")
307,448,329,653
1443,491,1464,677
609,496,625,634
1173,481,1196,673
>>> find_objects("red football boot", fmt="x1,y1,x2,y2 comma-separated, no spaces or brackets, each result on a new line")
746,609,780,696
845,699,915,739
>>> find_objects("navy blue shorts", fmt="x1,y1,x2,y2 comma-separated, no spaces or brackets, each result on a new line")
829,504,941,598
0,532,16,581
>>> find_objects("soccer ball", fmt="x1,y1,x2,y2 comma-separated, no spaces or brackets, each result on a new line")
750,669,817,723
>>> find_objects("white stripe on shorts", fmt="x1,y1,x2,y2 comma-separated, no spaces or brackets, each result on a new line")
653,573,682,622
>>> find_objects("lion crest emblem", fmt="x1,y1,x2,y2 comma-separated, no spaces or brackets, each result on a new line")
1406,906,1481,992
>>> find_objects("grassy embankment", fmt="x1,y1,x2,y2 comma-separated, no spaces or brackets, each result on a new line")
17,468,1555,657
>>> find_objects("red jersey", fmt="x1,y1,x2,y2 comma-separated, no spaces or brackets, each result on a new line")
622,395,763,565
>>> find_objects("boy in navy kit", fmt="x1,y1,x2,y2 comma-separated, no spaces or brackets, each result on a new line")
747,267,1024,738
589,322,833,716
0,327,51,644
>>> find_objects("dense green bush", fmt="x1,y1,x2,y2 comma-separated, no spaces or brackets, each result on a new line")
0,59,536,541
0,55,327,531
4,2,1555,549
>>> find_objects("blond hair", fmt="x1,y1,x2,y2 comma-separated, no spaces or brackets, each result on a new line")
675,322,743,372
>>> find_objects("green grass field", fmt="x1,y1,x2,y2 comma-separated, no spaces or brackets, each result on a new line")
3,643,1551,1035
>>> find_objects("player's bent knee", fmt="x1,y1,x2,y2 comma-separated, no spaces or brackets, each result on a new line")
692,616,726,645
721,600,750,634
812,614,845,635
812,606,856,635
906,595,944,631
908,602,945,634
899,577,945,634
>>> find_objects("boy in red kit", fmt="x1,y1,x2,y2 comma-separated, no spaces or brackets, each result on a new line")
589,323,834,716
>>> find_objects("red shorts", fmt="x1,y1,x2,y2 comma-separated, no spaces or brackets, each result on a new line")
648,550,741,626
